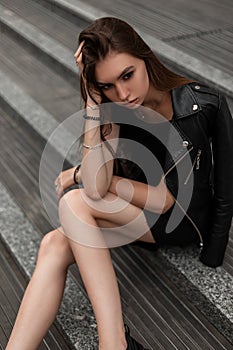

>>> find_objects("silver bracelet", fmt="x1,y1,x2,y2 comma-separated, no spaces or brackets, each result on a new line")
83,114,101,121
83,142,102,150
86,104,100,110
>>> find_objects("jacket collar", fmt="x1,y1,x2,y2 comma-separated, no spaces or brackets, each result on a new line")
171,83,202,120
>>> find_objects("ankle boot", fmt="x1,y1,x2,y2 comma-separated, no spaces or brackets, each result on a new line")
125,324,149,349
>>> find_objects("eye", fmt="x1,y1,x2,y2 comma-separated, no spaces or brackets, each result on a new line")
122,71,134,80
99,83,113,91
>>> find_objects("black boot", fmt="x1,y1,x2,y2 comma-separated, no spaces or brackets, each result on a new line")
125,325,149,350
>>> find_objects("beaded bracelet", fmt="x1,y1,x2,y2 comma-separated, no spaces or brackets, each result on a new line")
83,114,101,121
83,142,102,150
73,164,81,185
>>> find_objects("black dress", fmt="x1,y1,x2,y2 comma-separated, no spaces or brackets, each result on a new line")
114,112,199,247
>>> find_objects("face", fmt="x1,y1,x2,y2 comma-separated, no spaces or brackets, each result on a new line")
95,52,150,108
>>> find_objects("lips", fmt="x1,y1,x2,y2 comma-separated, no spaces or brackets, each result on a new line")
124,98,138,106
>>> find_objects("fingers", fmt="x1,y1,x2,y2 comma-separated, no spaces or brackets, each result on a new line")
74,40,85,58
54,174,60,187
54,174,62,198
55,184,63,199
74,41,85,68
73,41,102,104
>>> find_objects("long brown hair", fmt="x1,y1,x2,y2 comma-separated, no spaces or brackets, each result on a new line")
78,17,192,105
78,17,192,168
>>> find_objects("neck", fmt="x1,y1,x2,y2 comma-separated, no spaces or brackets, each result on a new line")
143,90,166,109
142,87,173,121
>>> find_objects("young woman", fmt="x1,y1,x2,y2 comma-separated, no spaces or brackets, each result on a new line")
6,17,233,350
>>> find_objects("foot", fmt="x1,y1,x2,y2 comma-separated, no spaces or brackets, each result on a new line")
125,325,149,349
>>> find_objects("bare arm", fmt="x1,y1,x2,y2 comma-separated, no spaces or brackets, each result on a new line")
81,119,120,200
74,41,121,200
109,175,175,214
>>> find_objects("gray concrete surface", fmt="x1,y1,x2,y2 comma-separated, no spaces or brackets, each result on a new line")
45,0,233,97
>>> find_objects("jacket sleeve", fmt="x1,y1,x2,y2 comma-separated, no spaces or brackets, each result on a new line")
200,93,233,267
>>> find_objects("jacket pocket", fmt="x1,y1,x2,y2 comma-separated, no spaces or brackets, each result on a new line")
184,149,202,185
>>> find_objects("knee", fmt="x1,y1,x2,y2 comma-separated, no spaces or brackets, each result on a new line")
59,189,88,227
59,189,82,213
38,229,74,268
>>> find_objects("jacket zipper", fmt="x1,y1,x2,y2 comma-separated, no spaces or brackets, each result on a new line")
184,149,202,185
164,146,194,178
164,146,204,250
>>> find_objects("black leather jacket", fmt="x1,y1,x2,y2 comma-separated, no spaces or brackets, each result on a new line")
164,82,233,267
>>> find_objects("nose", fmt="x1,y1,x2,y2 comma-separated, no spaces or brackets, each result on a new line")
116,83,130,101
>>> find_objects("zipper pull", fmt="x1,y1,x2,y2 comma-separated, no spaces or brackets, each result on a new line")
196,149,202,170
184,149,202,185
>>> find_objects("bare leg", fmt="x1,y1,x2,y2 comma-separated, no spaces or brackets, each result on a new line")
6,229,75,350
6,190,155,350
59,189,155,350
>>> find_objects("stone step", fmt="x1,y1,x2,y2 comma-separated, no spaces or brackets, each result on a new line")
0,236,75,350
0,2,80,87
0,0,233,97
70,0,233,75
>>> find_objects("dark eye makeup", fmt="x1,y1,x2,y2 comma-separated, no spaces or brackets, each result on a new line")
122,71,134,80
98,70,135,91
98,83,113,91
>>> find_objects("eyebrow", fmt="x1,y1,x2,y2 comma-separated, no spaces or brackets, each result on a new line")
97,65,135,85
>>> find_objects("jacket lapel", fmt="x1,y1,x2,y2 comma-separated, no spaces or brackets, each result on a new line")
164,84,201,175
171,83,202,119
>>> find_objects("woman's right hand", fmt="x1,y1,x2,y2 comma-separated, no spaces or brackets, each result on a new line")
74,41,102,106
74,41,85,73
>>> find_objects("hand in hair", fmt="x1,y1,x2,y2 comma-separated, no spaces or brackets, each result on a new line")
74,41,101,107
74,41,85,72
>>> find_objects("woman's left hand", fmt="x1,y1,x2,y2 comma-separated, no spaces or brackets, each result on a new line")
54,167,77,198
